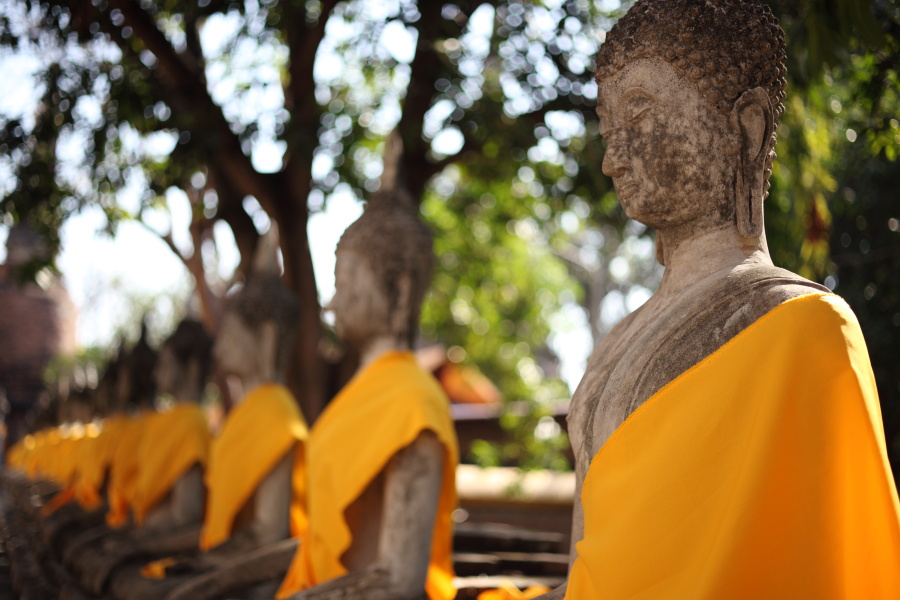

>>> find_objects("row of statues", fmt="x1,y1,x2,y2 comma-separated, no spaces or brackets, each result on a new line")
6,177,460,600
6,0,900,598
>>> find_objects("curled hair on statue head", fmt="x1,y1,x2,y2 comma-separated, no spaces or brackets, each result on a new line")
594,0,786,185
226,271,300,375
336,187,434,345
223,226,300,373
121,322,158,409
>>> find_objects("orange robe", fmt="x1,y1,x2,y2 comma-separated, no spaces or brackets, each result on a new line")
131,403,211,525
72,414,130,511
69,430,104,510
5,437,25,470
41,424,102,514
200,383,308,551
106,415,149,527
276,351,459,600
565,293,900,599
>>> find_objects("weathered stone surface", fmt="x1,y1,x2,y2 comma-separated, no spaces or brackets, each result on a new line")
539,2,819,599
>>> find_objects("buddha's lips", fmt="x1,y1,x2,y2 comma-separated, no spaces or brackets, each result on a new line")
616,181,638,200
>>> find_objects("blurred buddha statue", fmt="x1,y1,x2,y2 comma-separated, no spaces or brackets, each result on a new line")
40,358,124,550
273,132,459,600
103,232,309,600
48,331,158,560
537,1,900,599
137,318,213,531
70,319,214,593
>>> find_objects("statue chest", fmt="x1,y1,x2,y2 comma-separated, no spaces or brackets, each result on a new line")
567,270,811,470
569,298,687,467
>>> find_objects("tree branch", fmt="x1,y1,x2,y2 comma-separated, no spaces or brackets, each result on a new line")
281,0,339,211
107,0,203,91
396,1,456,201
422,135,482,180
100,1,284,217
284,0,339,128
210,167,260,283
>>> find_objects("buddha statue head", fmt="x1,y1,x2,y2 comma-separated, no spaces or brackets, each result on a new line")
94,352,122,417
58,387,94,425
117,324,158,411
332,187,434,354
213,231,299,388
594,0,786,262
156,318,214,404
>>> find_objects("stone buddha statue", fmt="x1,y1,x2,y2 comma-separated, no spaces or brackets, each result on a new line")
92,353,123,418
45,335,159,553
59,320,212,593
38,362,119,549
103,232,308,600
272,169,458,600
121,318,213,532
539,1,900,598
117,324,159,412
155,319,213,406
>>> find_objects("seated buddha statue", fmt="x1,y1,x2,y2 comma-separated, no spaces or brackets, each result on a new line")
50,332,158,559
274,181,459,600
38,357,127,550
103,233,309,600
536,1,900,598
68,319,214,593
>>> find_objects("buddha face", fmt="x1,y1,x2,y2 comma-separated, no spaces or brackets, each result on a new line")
213,310,270,380
332,249,394,346
597,58,740,232
154,346,180,396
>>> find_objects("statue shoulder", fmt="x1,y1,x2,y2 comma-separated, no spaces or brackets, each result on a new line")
724,263,830,323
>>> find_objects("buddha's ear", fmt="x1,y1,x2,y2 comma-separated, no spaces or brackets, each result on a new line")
390,272,415,345
730,87,774,239
259,320,280,375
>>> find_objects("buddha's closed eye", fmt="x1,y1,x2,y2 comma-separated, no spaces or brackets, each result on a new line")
625,90,656,121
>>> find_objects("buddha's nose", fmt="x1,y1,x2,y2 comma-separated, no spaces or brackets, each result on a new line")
602,135,629,178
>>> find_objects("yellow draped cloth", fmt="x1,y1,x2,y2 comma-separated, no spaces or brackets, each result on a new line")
565,293,900,599
30,429,61,479
44,429,82,486
131,403,211,525
41,425,102,515
6,432,38,474
69,431,104,510
200,383,308,551
107,415,149,527
5,436,27,470
73,414,130,510
276,351,459,600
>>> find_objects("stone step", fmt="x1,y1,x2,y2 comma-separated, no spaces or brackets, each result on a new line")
453,521,566,554
453,551,568,577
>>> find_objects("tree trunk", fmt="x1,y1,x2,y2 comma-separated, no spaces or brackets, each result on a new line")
273,192,328,423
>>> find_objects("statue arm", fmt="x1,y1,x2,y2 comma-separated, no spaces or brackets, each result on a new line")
164,538,300,600
289,430,445,600
79,524,203,595
249,445,295,545
140,465,205,531
533,447,586,600
94,451,294,599
568,471,584,568
124,522,203,555
193,446,295,569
